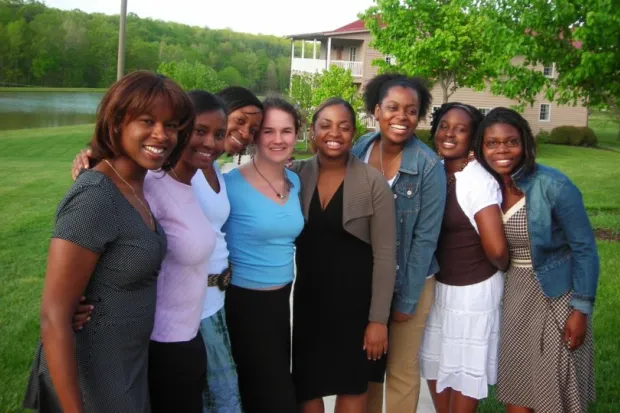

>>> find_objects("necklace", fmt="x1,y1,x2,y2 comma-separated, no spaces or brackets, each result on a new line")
252,157,289,200
379,140,404,179
446,157,470,194
104,160,154,228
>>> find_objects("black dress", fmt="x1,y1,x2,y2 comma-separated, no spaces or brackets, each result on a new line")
293,183,374,402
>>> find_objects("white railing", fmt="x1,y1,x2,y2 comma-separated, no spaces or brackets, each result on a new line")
291,58,326,74
291,58,364,77
361,114,377,130
330,60,363,77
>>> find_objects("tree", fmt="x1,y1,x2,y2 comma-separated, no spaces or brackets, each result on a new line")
484,0,620,138
289,66,367,142
157,60,227,92
218,66,247,88
360,0,504,103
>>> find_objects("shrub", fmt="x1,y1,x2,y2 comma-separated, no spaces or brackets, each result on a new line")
416,129,433,147
536,129,551,144
580,127,598,147
549,126,583,146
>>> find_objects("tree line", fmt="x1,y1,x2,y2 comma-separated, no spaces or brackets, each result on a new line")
0,0,292,93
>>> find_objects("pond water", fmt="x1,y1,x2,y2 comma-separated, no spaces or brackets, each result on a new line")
0,91,104,131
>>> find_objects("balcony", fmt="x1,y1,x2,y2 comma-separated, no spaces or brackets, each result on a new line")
291,58,363,77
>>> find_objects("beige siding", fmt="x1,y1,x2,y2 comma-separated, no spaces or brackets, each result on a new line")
423,84,587,133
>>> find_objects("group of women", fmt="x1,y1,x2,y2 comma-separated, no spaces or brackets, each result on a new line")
24,69,599,413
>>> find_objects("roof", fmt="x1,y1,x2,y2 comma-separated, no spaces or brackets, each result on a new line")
287,18,369,39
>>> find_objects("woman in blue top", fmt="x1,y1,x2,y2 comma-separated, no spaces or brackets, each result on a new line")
223,97,304,413
474,107,597,413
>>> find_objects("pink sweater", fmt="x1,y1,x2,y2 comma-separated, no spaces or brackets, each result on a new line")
144,171,216,342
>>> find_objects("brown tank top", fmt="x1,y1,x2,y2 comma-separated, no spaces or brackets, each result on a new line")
435,180,497,286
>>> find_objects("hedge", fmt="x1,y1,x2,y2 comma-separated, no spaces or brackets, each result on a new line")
549,126,598,147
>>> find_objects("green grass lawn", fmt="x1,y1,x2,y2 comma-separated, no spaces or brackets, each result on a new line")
0,122,619,412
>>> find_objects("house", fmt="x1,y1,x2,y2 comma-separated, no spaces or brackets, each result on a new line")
287,19,588,134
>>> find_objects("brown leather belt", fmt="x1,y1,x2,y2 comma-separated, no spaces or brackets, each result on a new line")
208,265,231,291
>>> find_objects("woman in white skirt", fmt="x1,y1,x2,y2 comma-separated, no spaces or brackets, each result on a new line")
420,103,509,413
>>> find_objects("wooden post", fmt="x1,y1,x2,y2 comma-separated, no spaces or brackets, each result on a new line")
326,37,332,69
313,39,317,59
116,0,128,80
301,41,305,59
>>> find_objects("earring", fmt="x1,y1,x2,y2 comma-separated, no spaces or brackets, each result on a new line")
468,150,475,160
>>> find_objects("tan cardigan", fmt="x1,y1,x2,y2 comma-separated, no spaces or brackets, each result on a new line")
290,155,397,323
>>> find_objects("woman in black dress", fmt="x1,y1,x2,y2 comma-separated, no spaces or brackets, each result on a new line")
291,98,397,413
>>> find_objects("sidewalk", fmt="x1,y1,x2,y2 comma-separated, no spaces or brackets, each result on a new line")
323,385,435,413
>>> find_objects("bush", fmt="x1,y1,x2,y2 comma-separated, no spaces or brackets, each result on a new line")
536,129,551,144
549,126,583,146
580,127,598,147
416,129,433,147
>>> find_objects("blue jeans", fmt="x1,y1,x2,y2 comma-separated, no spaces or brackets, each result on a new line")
199,307,243,413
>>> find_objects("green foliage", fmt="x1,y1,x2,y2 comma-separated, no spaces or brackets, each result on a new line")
484,0,620,132
0,0,291,92
218,66,247,89
157,60,227,92
289,67,367,140
549,126,587,146
360,0,507,103
535,130,551,144
580,127,598,147
415,129,433,147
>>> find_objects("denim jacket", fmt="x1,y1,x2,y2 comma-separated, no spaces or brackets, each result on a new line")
352,132,446,314
512,163,599,315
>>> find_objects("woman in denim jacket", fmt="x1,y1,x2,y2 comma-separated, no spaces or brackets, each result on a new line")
351,74,446,413
474,107,597,413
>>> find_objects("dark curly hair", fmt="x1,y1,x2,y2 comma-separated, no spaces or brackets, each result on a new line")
311,97,357,127
363,73,432,118
430,102,484,151
473,107,537,187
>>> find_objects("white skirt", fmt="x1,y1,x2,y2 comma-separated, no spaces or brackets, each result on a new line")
419,271,504,399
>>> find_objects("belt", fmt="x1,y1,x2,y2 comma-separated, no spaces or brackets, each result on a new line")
511,258,533,268
208,265,231,291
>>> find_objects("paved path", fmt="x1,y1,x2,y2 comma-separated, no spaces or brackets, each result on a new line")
222,159,436,412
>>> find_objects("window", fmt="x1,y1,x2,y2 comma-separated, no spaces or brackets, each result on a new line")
349,47,357,62
385,55,395,65
543,65,554,78
478,107,491,116
431,105,441,116
539,104,551,121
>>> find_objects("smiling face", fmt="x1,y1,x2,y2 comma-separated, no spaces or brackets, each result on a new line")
434,108,473,160
120,99,179,170
375,86,420,145
312,103,355,160
482,122,524,177
255,108,296,164
179,109,227,170
224,105,263,155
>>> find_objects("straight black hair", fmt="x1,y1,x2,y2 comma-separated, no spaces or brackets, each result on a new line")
187,90,227,116
473,107,537,187
311,97,356,128
363,73,432,118
216,86,264,114
430,102,484,151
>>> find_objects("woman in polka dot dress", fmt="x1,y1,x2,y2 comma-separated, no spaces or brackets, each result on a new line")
474,107,598,413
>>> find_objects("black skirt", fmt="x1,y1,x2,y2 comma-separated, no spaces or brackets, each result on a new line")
225,283,297,413
293,184,376,402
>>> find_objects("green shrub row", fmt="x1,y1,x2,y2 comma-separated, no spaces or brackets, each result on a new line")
539,126,598,146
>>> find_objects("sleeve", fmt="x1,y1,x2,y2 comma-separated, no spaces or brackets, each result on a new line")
52,184,119,253
459,163,502,218
393,160,446,315
552,178,600,315
368,175,397,324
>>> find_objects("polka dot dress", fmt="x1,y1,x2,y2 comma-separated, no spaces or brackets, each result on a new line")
496,198,595,412
24,170,167,413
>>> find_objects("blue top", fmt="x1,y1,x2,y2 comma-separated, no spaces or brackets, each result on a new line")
223,168,304,289
352,132,446,315
512,163,599,315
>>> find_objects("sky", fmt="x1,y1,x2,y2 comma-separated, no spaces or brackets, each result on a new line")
43,0,376,37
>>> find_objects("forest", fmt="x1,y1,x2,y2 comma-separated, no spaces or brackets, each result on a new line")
0,0,293,93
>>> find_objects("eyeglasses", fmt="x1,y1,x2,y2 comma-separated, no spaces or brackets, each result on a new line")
484,139,521,149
